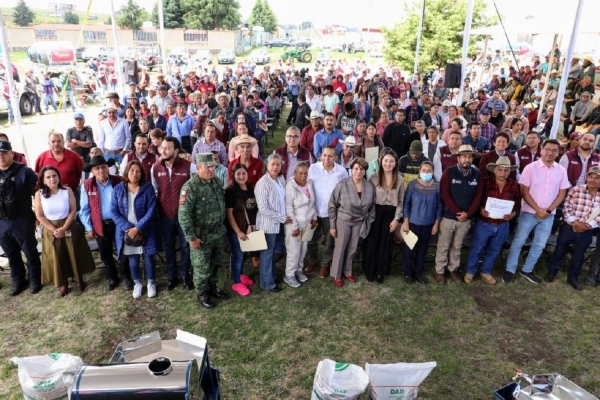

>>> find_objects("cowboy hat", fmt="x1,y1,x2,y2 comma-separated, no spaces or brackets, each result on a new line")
189,91,203,101
451,144,481,159
258,120,268,132
83,155,116,173
340,136,356,146
215,93,231,102
486,156,518,172
310,110,324,119
466,99,478,107
584,55,595,63
236,134,255,148
524,102,538,109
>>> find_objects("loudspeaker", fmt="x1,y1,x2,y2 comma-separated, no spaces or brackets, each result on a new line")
444,63,462,88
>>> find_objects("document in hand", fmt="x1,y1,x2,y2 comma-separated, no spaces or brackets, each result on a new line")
239,231,268,252
401,230,418,250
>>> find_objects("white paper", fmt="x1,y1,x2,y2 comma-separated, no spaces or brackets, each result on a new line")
587,208,600,223
239,230,268,252
301,224,318,242
485,197,515,219
365,146,379,164
401,230,418,250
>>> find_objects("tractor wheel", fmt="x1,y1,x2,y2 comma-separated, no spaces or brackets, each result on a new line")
301,52,312,63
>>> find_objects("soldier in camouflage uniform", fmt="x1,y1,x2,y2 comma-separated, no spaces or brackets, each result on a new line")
179,152,228,308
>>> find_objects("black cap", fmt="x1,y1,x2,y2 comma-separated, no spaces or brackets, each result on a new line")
0,140,12,152
106,92,119,99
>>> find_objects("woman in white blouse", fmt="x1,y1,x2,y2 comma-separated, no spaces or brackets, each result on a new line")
255,154,292,292
35,166,95,296
283,162,317,288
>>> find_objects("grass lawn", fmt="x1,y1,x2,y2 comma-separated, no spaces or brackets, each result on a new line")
1,106,600,399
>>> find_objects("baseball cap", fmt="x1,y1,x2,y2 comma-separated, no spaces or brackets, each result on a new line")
139,97,147,104
587,166,600,176
0,141,12,152
128,82,136,86
493,103,503,111
480,109,491,115
570,132,583,140
73,112,85,119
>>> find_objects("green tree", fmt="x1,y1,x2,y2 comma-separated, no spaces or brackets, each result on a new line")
63,11,79,24
383,0,494,71
151,2,159,27
12,0,36,27
182,0,241,30
116,0,149,30
151,0,184,28
248,0,278,33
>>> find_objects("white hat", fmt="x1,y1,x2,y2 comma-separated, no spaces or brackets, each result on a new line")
340,136,356,146
442,99,452,107
215,93,231,102
309,110,323,119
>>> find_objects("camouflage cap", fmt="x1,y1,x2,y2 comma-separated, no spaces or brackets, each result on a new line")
196,152,217,167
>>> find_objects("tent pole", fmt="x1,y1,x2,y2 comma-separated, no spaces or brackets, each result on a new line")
0,7,29,162
457,0,475,105
413,0,425,75
476,35,489,90
109,0,126,97
157,0,169,76
550,0,585,139
536,34,558,125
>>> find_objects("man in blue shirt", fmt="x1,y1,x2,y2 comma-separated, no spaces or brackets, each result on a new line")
167,102,196,154
313,112,344,159
286,74,302,125
80,155,132,291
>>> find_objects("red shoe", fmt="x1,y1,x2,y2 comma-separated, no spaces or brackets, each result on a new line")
333,278,344,287
231,283,250,296
240,274,255,286
343,275,357,282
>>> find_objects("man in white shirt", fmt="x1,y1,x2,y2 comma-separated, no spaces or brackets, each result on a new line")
97,104,130,164
306,85,322,112
306,145,348,278
153,85,174,114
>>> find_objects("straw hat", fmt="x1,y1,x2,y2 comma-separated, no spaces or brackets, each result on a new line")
236,134,255,148
486,156,518,172
189,91,203,101
215,93,231,102
451,144,481,159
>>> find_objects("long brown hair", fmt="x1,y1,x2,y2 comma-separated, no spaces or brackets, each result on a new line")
376,148,399,190
228,163,252,232
37,166,67,198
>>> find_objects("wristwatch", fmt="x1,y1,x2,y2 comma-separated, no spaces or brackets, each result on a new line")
546,209,552,214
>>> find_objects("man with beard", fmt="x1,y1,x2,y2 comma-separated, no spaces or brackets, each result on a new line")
435,145,483,285
151,137,196,291
559,132,600,187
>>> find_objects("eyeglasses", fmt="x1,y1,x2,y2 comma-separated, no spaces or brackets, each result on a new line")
542,148,559,153
286,135,300,139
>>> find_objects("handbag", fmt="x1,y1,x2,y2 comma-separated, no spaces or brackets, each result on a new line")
124,232,144,247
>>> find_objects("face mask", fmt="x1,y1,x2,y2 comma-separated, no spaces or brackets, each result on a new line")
420,173,433,182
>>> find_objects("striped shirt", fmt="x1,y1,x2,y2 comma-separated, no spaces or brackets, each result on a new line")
255,174,287,234
564,184,600,228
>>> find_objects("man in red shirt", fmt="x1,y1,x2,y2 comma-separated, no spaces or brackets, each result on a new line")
198,74,216,95
227,135,263,186
34,132,83,207
300,111,323,160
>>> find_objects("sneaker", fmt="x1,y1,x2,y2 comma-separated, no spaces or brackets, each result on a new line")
283,275,300,288
295,271,308,282
231,283,250,296
502,271,514,284
132,283,143,299
147,283,156,298
520,270,541,284
464,273,474,284
240,274,255,286
480,273,496,285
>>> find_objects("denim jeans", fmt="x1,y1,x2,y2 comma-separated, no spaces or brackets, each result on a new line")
5,100,14,122
43,93,57,112
259,227,283,290
104,152,124,165
506,212,554,274
62,90,76,111
226,230,244,284
159,215,190,280
466,219,509,275
547,224,593,279
128,252,156,283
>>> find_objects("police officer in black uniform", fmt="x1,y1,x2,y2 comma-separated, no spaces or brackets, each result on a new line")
0,140,41,295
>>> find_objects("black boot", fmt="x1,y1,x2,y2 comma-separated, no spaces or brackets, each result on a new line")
29,281,41,294
183,275,194,290
197,292,215,308
208,285,229,299
9,280,28,296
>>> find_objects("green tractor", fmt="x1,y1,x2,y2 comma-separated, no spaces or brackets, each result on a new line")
281,47,313,63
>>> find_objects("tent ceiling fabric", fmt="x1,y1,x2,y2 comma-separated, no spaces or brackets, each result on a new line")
467,16,598,35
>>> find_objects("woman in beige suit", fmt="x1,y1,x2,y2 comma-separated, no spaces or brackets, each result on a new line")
328,157,376,287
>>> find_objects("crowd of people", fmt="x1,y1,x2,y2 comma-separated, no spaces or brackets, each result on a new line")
0,47,599,309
